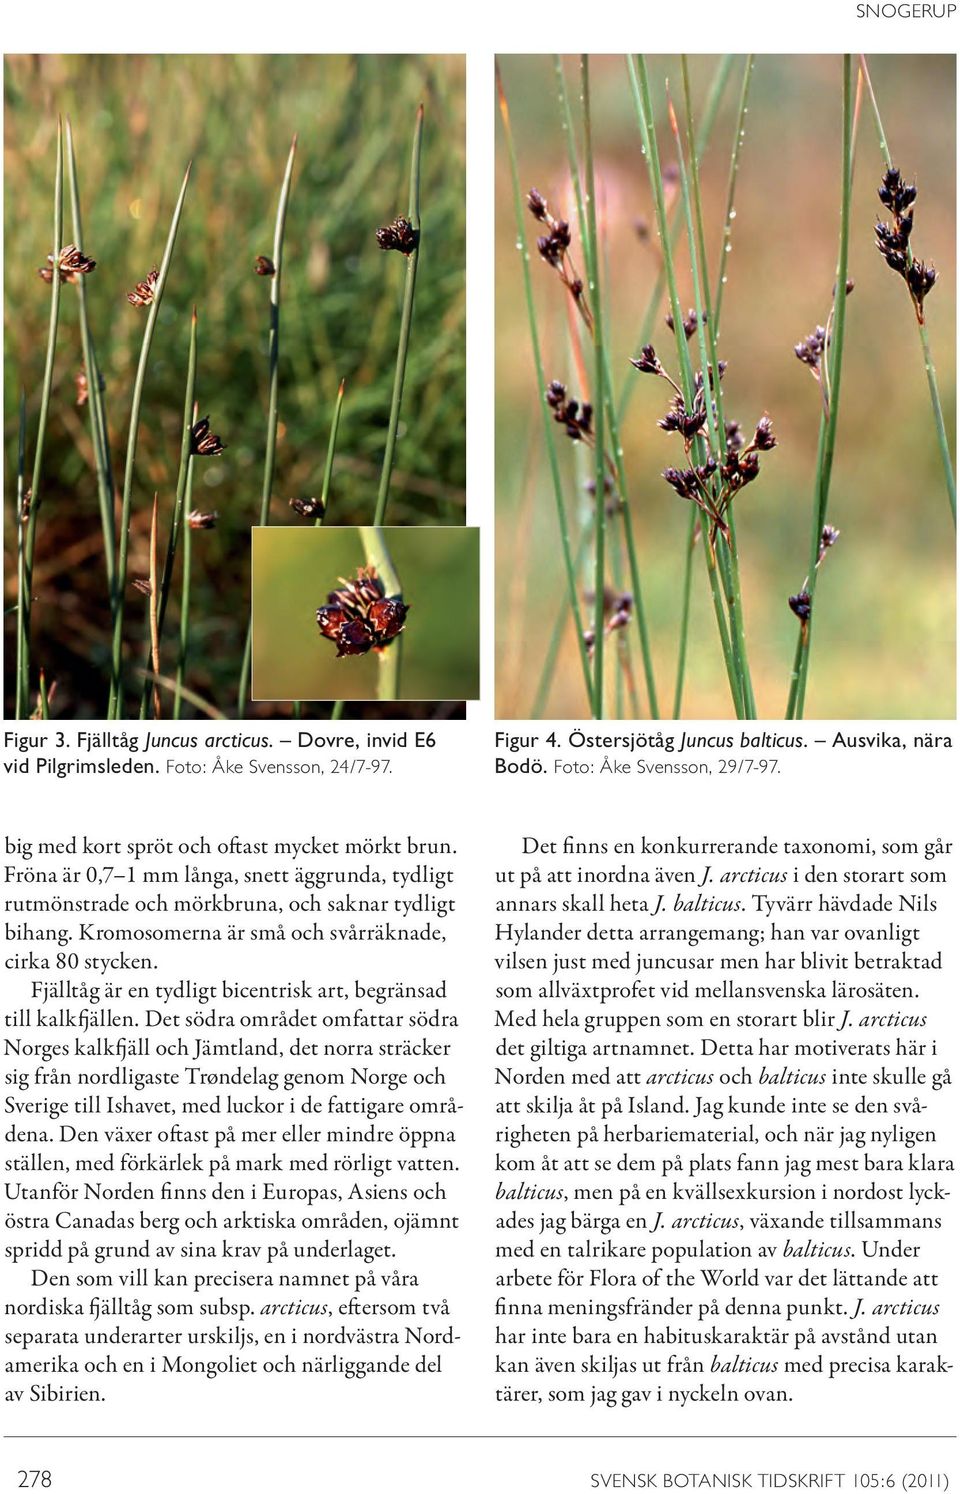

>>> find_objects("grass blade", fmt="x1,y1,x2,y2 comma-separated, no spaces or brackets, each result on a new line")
359,526,403,701
374,105,424,526
859,54,955,525
18,120,64,719
580,56,607,720
497,63,594,710
107,159,192,717
138,306,198,718
237,134,298,717
318,378,347,525
173,420,199,722
65,117,115,596
787,56,855,719
628,56,741,717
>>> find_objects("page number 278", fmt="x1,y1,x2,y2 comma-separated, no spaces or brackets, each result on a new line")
17,1476,52,1489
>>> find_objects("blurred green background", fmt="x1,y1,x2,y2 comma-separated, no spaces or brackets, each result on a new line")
252,526,479,701
496,55,956,720
4,54,465,717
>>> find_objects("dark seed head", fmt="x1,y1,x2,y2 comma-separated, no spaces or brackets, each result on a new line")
526,188,548,221
753,416,777,452
290,496,325,520
254,255,276,276
127,267,159,308
376,216,418,255
187,510,218,531
788,590,812,623
630,344,662,377
190,416,226,458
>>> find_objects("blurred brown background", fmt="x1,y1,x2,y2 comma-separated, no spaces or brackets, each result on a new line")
495,55,956,720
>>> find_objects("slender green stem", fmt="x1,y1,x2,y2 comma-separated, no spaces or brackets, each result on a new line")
789,56,855,719
672,510,697,717
678,59,756,719
629,56,741,717
618,54,734,424
237,135,298,717
139,308,198,719
373,105,423,527
14,391,28,717
18,121,63,720
66,118,115,596
497,65,593,710
859,54,955,524
554,55,660,719
173,451,198,721
359,527,403,701
302,378,347,720
318,378,346,525
580,57,607,720
107,160,191,718
713,56,754,326
531,523,592,718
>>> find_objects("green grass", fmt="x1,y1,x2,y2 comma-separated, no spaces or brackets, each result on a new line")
4,56,465,718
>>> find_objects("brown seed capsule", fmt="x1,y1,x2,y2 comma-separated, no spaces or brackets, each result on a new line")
376,216,418,255
290,496,325,520
316,565,408,657
187,510,218,530
127,267,159,308
788,590,812,623
39,243,96,284
254,255,276,276
190,416,226,458
132,578,152,596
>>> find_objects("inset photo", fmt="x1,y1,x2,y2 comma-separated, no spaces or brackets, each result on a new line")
252,526,479,702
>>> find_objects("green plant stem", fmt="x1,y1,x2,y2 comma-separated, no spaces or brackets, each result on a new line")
138,308,198,719
713,56,754,325
531,522,592,718
788,55,854,720
237,134,297,717
859,54,955,524
629,56,741,718
360,527,403,701
373,105,423,527
173,452,198,721
66,118,115,596
554,55,659,719
580,56,607,721
678,58,756,719
318,378,346,525
497,64,593,711
18,121,63,720
618,54,734,425
107,160,191,718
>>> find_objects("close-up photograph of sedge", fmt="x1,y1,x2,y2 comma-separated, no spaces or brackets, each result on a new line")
4,53,466,721
495,54,956,721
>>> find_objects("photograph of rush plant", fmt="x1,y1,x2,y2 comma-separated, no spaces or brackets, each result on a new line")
496,55,955,721
4,54,465,721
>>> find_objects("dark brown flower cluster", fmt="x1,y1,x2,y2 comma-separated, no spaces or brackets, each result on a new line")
289,496,326,520
787,526,840,632
583,588,633,654
189,417,226,458
632,342,776,541
38,243,96,284
187,510,218,531
376,216,418,255
546,380,592,442
127,268,159,308
254,255,276,276
875,166,936,322
666,307,707,342
794,325,826,378
316,566,409,658
526,187,591,328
